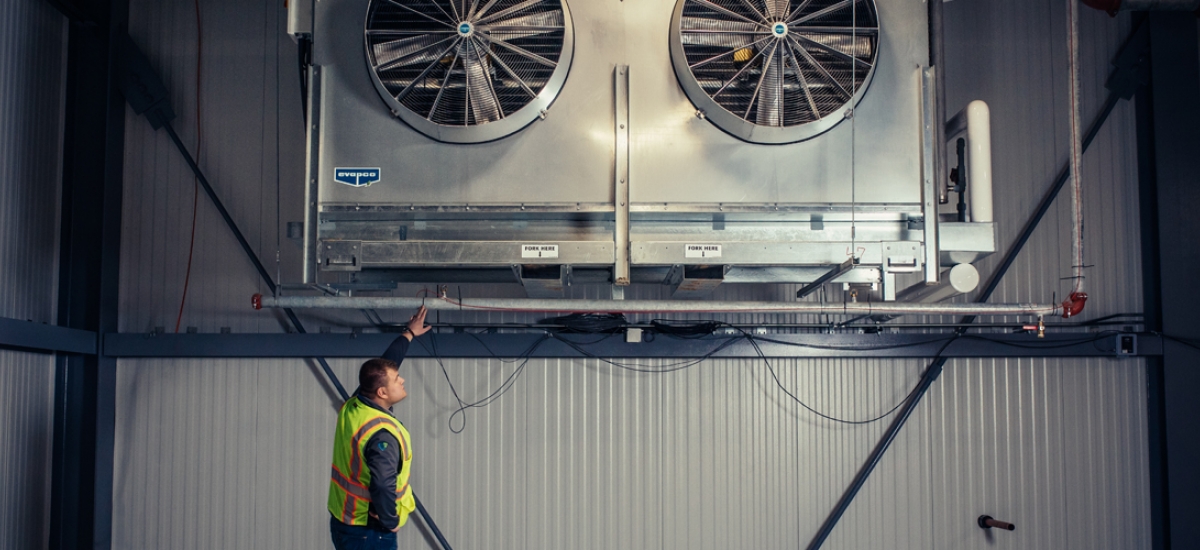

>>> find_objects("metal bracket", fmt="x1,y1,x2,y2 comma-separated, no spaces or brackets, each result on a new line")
796,258,857,299
303,65,322,284
920,67,941,286
614,65,631,286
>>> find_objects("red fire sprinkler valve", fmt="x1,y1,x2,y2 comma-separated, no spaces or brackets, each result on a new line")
1060,292,1088,319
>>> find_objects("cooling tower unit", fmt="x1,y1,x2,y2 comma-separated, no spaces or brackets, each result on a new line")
294,0,996,299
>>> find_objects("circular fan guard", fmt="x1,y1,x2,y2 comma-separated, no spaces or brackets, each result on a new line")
365,0,574,143
670,0,880,144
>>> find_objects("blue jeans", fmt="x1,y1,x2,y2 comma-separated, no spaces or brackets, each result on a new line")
330,516,397,550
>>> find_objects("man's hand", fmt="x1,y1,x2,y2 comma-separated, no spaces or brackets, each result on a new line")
368,511,401,533
404,305,431,340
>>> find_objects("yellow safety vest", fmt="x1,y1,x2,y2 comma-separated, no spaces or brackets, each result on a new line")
328,396,415,527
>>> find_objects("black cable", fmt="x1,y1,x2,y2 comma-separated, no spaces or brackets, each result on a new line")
414,332,551,434
539,313,627,334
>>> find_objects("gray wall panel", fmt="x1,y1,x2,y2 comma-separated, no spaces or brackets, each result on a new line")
120,0,307,333
0,0,67,322
0,1,66,549
118,355,939,550
943,0,1142,321
0,350,56,550
928,358,1149,549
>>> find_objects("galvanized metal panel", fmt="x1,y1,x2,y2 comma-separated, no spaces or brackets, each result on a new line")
927,357,1150,549
0,349,56,550
0,0,67,322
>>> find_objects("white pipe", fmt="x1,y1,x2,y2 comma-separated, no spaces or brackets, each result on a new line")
255,294,1061,317
946,100,994,223
1067,0,1086,294
966,101,993,223
895,263,980,303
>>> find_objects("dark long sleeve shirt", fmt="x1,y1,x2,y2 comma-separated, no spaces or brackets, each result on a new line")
359,334,411,531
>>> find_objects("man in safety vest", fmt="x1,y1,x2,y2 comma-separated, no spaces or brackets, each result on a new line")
329,306,430,550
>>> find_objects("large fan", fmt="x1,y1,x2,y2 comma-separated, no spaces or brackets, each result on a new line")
365,0,574,143
669,0,879,144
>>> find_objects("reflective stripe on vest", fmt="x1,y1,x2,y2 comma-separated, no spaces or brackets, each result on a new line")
328,396,415,527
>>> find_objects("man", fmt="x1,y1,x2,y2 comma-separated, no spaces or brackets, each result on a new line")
329,306,431,550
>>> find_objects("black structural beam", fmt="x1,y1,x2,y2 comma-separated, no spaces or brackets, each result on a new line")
50,0,128,548
0,316,96,355
102,331,1160,360
1137,14,1200,550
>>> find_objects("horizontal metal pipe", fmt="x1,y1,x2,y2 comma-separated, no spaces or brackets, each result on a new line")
257,295,1061,317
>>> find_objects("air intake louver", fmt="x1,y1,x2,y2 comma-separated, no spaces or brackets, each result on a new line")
366,0,575,143
669,0,879,144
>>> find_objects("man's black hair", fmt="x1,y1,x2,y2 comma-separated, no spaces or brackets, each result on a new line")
359,358,398,398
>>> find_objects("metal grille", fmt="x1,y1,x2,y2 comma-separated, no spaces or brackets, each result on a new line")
672,0,878,142
365,0,571,142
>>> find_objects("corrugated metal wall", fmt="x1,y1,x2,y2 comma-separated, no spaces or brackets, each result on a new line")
0,0,68,549
113,0,1152,548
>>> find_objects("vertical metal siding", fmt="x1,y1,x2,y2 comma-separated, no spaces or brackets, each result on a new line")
0,350,57,550
0,0,68,322
944,0,1142,320
928,358,1149,549
0,2,67,550
121,0,306,333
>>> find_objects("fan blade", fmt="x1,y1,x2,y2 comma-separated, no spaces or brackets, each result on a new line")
477,0,544,25
487,46,540,97
784,0,818,23
374,34,457,71
392,38,462,101
472,0,503,20
783,39,820,120
427,47,462,120
755,47,783,126
791,0,855,26
688,0,768,28
764,0,790,18
479,10,563,40
680,16,761,33
688,34,774,69
383,0,456,27
794,33,871,69
464,41,502,123
795,31,873,59
682,32,763,48
484,35,558,67
786,35,850,99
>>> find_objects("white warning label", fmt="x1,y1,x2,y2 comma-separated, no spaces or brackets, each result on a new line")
685,244,722,258
521,244,559,259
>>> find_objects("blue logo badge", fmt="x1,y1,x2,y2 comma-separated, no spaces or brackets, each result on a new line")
459,23,471,34
334,168,381,187
774,24,786,35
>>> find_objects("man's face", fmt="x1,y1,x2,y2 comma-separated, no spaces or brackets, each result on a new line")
379,368,407,407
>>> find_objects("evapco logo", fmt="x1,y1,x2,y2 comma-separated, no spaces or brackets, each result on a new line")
334,168,381,187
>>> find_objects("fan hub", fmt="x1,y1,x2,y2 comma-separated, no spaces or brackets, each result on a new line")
772,22,788,38
457,22,475,37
